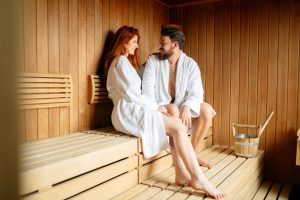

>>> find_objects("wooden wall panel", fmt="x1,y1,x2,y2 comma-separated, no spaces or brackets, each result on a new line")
21,0,168,139
169,0,300,183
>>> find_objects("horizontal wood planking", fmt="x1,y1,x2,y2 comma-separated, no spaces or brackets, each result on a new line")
169,0,300,183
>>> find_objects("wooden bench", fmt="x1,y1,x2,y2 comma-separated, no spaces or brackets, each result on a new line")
18,73,72,109
87,74,213,182
20,130,139,200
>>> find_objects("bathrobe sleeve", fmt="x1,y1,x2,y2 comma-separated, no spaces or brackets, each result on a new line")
116,56,158,110
181,62,204,117
142,56,157,103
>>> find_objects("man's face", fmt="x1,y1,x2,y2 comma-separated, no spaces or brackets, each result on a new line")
159,36,175,60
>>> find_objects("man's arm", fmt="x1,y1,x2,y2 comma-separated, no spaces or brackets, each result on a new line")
181,62,204,118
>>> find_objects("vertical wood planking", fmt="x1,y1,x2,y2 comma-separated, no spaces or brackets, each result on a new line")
87,0,95,129
229,0,240,146
69,0,79,133
78,0,87,131
248,0,259,135
276,0,289,181
198,6,206,93
190,6,199,78
94,0,103,127
24,0,38,141
213,2,222,144
221,2,231,145
48,0,60,137
238,0,249,134
37,0,49,139
140,0,149,63
288,0,300,182
266,0,279,181
148,0,154,52
205,5,214,108
257,0,269,150
109,0,117,31
116,0,123,28
59,0,70,135
122,0,129,25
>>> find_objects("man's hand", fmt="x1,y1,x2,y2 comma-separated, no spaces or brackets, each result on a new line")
179,105,192,128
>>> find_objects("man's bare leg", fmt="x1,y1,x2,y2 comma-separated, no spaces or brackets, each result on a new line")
191,103,216,168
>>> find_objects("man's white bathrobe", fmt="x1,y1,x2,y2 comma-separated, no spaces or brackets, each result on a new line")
107,55,169,158
142,51,214,118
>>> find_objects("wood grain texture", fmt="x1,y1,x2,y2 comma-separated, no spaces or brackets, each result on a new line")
169,0,300,182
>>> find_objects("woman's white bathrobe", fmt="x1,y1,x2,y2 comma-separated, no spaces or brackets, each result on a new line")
142,51,208,118
107,55,169,158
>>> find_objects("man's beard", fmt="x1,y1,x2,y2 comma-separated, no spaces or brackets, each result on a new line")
158,48,174,60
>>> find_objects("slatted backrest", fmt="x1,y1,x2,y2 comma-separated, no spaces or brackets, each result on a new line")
18,73,72,109
88,75,110,104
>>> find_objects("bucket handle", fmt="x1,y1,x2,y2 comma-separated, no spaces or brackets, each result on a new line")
232,123,259,136
258,111,275,137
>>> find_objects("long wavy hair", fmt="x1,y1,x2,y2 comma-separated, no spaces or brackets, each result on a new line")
104,26,140,80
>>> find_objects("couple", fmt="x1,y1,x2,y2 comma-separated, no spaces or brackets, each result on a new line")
105,25,225,199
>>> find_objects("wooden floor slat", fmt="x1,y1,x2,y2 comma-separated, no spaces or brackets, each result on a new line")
111,184,149,200
278,183,292,200
252,180,272,200
168,192,190,200
148,189,175,200
265,182,282,200
129,187,161,200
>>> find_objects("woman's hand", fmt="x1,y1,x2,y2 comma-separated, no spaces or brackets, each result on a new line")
179,105,192,128
158,105,168,114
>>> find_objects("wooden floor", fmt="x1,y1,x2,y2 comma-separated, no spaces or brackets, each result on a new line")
111,146,289,200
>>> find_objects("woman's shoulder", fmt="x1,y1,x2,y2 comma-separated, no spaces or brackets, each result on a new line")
112,55,129,67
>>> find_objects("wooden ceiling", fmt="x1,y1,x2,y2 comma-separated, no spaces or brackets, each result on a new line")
158,0,221,7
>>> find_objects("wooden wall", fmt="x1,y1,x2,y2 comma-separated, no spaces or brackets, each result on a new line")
19,0,168,142
170,0,300,183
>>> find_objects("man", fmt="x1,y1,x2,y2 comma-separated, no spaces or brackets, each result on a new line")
142,24,216,168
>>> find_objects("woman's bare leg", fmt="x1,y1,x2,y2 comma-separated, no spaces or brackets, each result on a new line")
164,104,191,185
162,115,225,199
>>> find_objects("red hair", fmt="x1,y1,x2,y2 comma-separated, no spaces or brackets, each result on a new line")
105,26,140,79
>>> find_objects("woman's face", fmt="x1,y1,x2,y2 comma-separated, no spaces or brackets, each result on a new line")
125,35,139,55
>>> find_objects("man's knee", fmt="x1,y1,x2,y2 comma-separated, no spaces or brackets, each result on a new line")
166,103,180,117
200,103,215,121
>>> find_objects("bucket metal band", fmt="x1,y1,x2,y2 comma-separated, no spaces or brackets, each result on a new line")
234,142,258,146
235,152,257,157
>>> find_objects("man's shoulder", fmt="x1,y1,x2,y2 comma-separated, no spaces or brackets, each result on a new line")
182,53,198,67
147,53,160,61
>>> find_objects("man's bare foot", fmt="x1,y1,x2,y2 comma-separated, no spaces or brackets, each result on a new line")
197,157,214,168
190,179,225,199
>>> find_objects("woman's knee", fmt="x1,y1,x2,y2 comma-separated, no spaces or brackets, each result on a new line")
166,103,180,117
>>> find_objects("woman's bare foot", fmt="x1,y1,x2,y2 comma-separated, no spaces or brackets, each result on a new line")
175,174,191,186
197,157,214,168
190,179,225,199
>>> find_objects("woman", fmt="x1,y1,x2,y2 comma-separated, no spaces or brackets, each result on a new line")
105,25,225,199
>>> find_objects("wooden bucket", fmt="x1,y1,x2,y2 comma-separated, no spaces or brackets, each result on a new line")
233,134,259,158
232,111,274,158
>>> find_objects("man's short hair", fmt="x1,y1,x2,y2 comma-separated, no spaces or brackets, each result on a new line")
161,24,185,50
